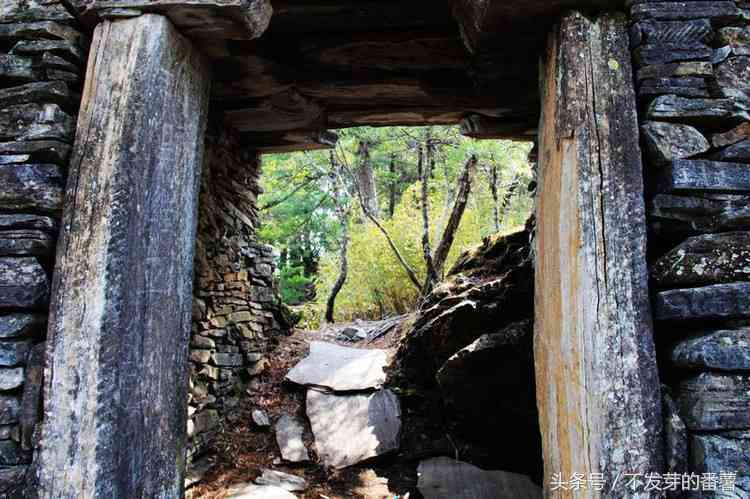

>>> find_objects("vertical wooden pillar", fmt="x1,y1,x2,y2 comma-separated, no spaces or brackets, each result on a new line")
38,14,210,498
535,12,662,498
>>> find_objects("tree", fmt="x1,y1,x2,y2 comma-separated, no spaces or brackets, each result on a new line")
325,152,351,323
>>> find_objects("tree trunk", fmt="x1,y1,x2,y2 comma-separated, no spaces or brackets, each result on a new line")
535,12,662,498
498,172,520,227
38,14,210,499
490,163,501,232
420,144,439,292
325,153,350,323
356,140,380,218
431,155,477,280
388,153,397,218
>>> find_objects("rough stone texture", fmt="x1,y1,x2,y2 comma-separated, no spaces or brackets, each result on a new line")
649,193,750,236
662,389,688,475
37,14,211,499
535,12,662,496
255,469,307,492
670,327,750,372
659,159,750,193
655,283,750,321
306,388,401,469
226,483,297,499
652,232,750,287
188,124,289,461
286,341,388,392
677,373,750,431
0,257,48,310
691,431,750,497
274,414,310,463
641,121,709,163
417,457,542,499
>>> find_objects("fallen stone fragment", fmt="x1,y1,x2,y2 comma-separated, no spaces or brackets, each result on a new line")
226,483,297,499
306,388,400,469
417,457,542,499
677,373,750,431
651,232,750,287
285,341,387,391
670,328,750,372
252,408,270,427
274,414,309,463
641,121,709,163
255,469,307,492
655,283,750,321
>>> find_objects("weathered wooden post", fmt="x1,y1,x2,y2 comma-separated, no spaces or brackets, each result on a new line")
37,14,211,498
535,12,663,498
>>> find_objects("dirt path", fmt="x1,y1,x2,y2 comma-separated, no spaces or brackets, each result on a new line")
189,320,427,499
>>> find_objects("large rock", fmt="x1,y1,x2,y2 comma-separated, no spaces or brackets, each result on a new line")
0,257,48,309
658,159,750,194
652,232,750,287
691,431,750,497
641,121,709,164
306,388,401,469
395,227,533,385
436,321,541,479
285,341,387,391
677,373,750,431
274,414,309,463
417,457,542,499
655,283,750,321
670,328,750,372
649,193,750,236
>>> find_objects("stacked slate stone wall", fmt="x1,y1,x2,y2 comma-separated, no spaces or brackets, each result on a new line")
630,0,750,493
188,122,288,468
0,2,84,496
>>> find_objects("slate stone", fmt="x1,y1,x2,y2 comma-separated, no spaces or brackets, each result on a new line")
637,19,713,46
0,229,55,257
662,389,688,474
0,368,24,392
0,103,75,142
0,54,39,84
659,160,750,194
306,388,401,469
649,193,750,235
712,139,750,163
677,373,750,431
691,431,750,497
670,328,750,372
712,122,750,148
226,483,297,499
652,232,750,287
274,414,309,463
2,0,76,24
0,21,84,44
255,469,307,492
639,76,709,99
252,409,270,427
0,81,71,108
0,465,27,498
19,343,44,451
0,440,23,465
0,258,49,309
0,140,71,165
713,56,750,99
0,396,20,425
285,341,387,391
0,163,64,213
417,457,542,499
631,2,747,23
0,314,44,339
647,95,750,125
637,61,713,81
641,121,709,163
634,43,712,66
655,283,750,321
211,352,243,366
10,40,84,65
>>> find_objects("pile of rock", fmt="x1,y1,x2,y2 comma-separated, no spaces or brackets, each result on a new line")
630,1,750,492
0,1,85,495
188,126,290,462
394,225,541,481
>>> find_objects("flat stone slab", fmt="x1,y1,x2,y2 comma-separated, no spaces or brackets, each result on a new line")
306,388,401,469
255,469,307,492
417,457,542,499
274,415,309,463
286,341,388,391
226,483,297,499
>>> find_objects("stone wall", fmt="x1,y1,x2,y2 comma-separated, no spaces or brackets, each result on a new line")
630,0,750,493
188,122,288,467
0,2,84,496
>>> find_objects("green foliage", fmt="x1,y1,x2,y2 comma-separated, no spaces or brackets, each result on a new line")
259,125,534,322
